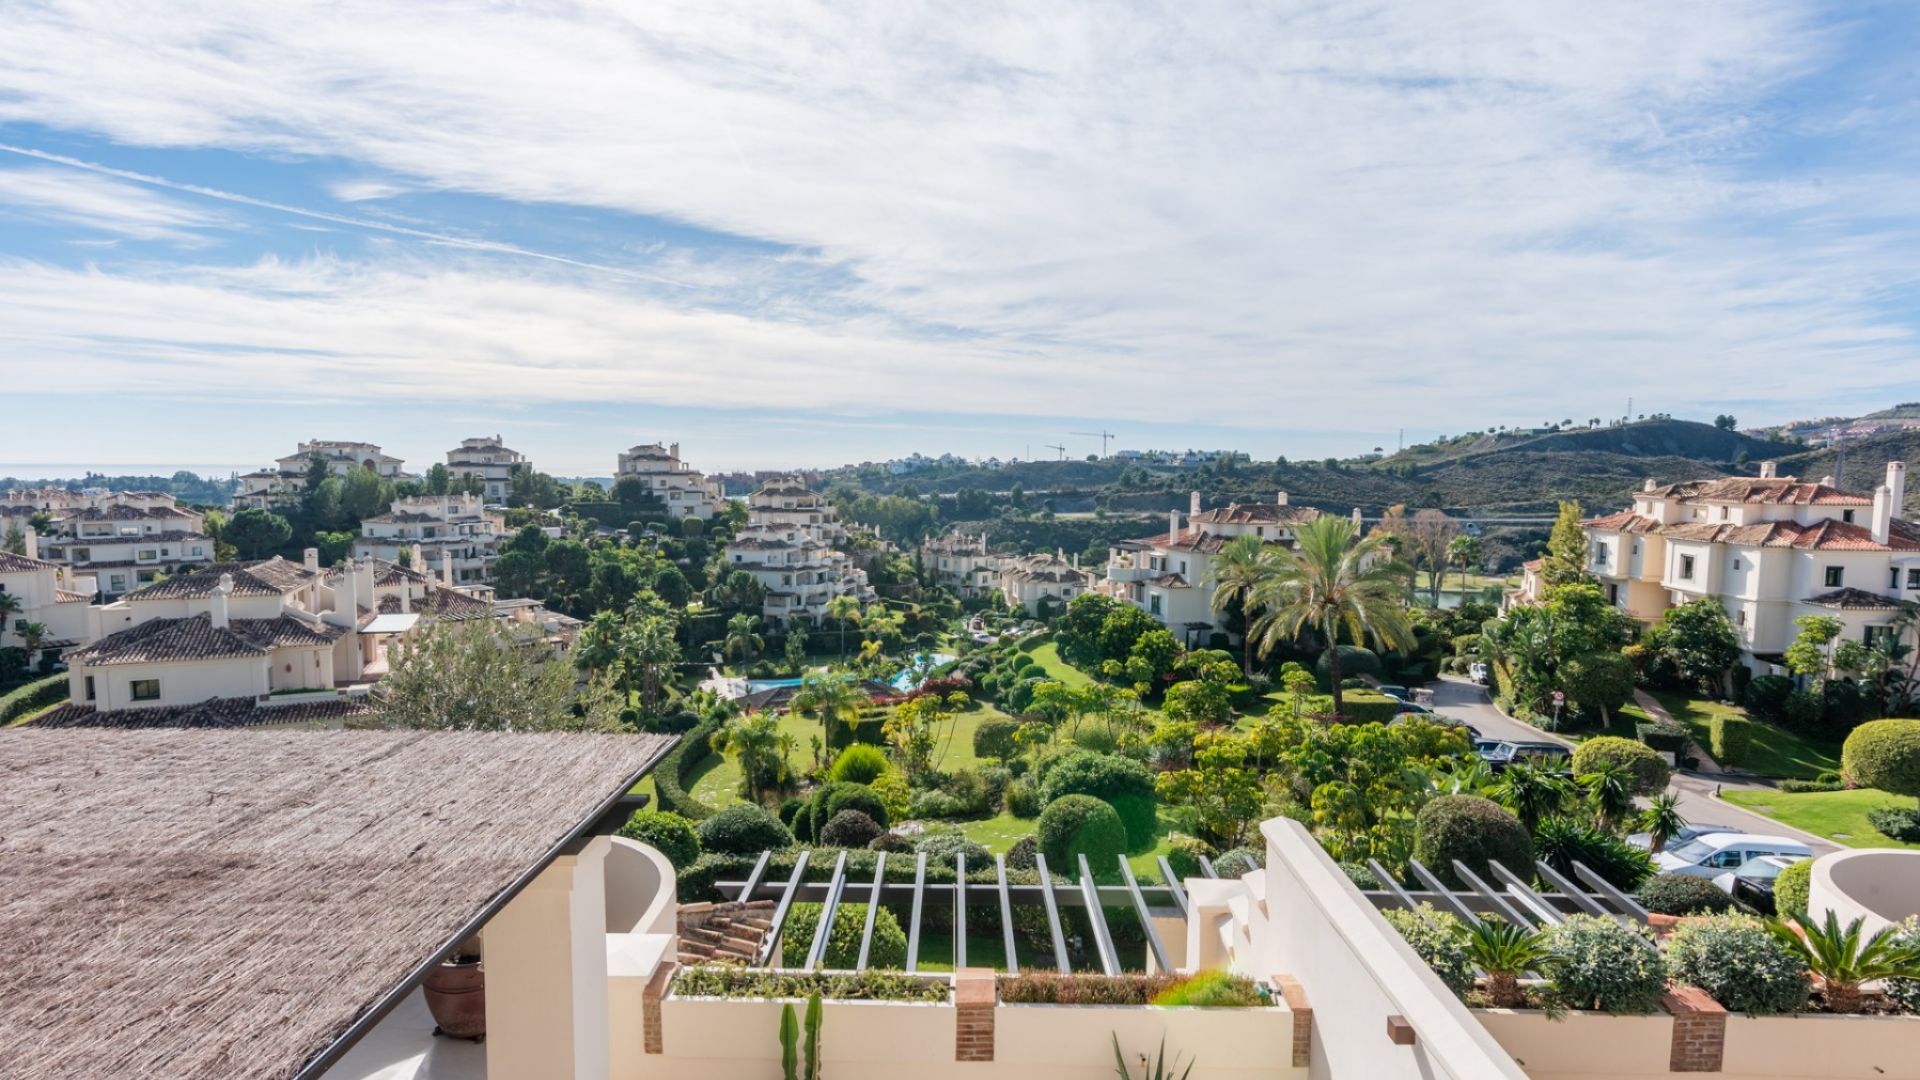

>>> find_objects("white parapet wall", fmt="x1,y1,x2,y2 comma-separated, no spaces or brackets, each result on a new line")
1807,848,1920,936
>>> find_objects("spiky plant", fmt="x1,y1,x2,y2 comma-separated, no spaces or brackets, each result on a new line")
1770,911,1920,1013
1112,1033,1194,1080
1579,761,1636,831
1493,761,1570,834
1637,791,1686,853
1465,917,1552,1008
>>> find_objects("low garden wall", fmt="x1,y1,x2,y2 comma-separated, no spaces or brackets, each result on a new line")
1477,1005,1920,1079
1474,1009,1674,1079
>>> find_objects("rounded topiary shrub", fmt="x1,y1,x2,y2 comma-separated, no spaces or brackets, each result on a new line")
781,902,907,968
1571,736,1671,795
868,831,913,853
1315,644,1382,684
1036,795,1128,877
695,802,794,855
1665,915,1808,1015
1773,858,1813,919
1382,903,1473,995
808,782,890,840
1843,720,1920,803
1005,835,1039,870
1636,872,1741,916
617,809,701,869
1546,915,1666,1013
820,809,884,849
1413,795,1533,889
1163,833,1216,879
914,830,991,866
1211,847,1264,878
1004,776,1043,819
972,717,1021,762
826,744,890,785
1039,751,1157,849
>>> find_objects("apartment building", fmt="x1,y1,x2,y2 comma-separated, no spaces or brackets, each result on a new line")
34,501,214,599
614,442,726,520
447,435,528,502
234,439,415,509
1578,460,1917,670
721,478,875,625
1000,550,1094,616
0,544,96,665
920,530,1005,599
1101,491,1322,643
353,493,506,585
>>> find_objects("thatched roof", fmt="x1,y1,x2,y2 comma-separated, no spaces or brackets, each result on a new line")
0,728,674,1080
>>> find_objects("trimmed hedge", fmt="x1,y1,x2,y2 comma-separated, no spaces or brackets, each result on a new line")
695,803,794,855
1843,719,1920,800
617,810,701,869
1038,751,1156,849
1636,872,1740,916
0,674,66,726
1710,714,1752,767
781,902,907,969
1413,795,1533,889
806,782,890,840
1336,691,1405,725
1571,736,1671,795
653,713,725,820
1637,720,1690,755
1036,795,1128,878
1773,859,1812,919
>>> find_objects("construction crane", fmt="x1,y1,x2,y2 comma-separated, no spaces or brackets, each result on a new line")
1071,429,1116,457
1044,443,1067,460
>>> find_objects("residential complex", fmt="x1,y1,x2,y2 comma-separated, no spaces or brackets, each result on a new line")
20,492,211,599
721,478,875,625
0,546,95,665
447,435,529,502
614,442,726,520
1574,460,1917,670
1101,491,1322,643
353,493,506,585
234,439,415,509
999,549,1093,615
920,530,1004,599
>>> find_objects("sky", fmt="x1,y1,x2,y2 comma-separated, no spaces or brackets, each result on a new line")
2,1,1919,476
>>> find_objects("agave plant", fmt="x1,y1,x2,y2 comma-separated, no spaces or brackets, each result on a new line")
1465,917,1552,1008
1637,791,1686,853
1770,911,1920,1013
1112,1033,1194,1080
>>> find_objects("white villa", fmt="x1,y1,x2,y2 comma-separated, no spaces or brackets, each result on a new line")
1101,491,1322,644
354,493,506,585
0,545,96,666
722,478,875,625
1572,460,1918,671
448,435,528,503
26,495,211,599
614,442,726,520
235,439,415,509
999,550,1093,616
920,530,1005,599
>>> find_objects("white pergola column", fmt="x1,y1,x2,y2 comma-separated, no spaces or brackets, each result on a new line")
485,836,612,1080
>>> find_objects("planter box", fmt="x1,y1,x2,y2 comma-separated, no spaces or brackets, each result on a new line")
1474,1007,1672,1079
660,995,954,1080
1722,1012,1920,1078
996,1001,1296,1079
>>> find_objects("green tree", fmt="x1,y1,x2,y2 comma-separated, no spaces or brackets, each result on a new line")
1206,534,1278,676
789,671,870,743
374,621,622,731
722,613,765,665
1541,501,1590,586
225,507,292,558
1446,533,1483,592
424,462,452,495
340,465,391,522
825,594,863,660
1465,918,1552,1008
1648,598,1742,694
1714,414,1738,430
1769,911,1920,1014
623,613,682,714
1154,730,1266,847
783,623,809,673
1579,761,1637,831
1638,791,1686,853
1,521,24,556
492,549,546,600
1784,615,1843,681
711,711,794,802
1250,515,1415,718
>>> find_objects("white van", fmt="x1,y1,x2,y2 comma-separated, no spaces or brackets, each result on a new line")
1652,833,1813,878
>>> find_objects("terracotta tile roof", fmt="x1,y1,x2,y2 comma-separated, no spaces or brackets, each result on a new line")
1002,553,1092,585
54,589,90,602
1146,572,1192,588
1581,510,1661,533
67,613,344,666
0,550,61,573
372,587,493,622
1804,587,1905,611
61,505,196,522
29,695,373,729
1661,517,1920,552
1188,502,1323,527
121,558,316,600
1646,477,1872,506
60,530,212,547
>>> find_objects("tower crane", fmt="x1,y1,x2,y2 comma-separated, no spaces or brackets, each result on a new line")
1044,443,1067,460
1071,429,1116,457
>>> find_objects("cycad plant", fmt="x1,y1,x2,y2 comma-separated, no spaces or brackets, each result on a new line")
1637,791,1686,853
1493,762,1570,834
1112,1033,1194,1080
1579,761,1636,831
1770,911,1920,1013
1465,917,1552,1008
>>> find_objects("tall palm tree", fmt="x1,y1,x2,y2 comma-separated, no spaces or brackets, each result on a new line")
622,614,681,714
574,610,628,697
1465,917,1552,1008
1493,762,1569,834
825,594,863,660
710,711,793,803
1249,515,1415,718
789,671,868,742
17,621,49,665
0,590,23,622
1206,533,1278,677
1770,911,1920,1014
1446,533,1483,594
722,613,764,666
1580,761,1636,831
1638,791,1687,853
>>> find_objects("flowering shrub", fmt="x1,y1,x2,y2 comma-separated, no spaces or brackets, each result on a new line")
1546,915,1666,1013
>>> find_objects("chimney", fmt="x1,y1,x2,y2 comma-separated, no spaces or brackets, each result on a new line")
1642,477,1657,493
410,541,425,571
211,573,233,630
1873,485,1892,545
1276,490,1288,506
22,525,37,560
1821,475,1836,487
1071,551,1080,570
303,547,319,573
1351,507,1363,526
327,558,357,629
1190,490,1202,516
442,557,455,589
399,586,411,614
1758,461,1777,479
1168,510,1180,545
1888,460,1907,519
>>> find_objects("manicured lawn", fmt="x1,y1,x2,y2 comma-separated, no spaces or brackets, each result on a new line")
688,705,1007,809
958,808,1183,883
1651,691,1841,780
1027,641,1095,688
1722,788,1920,850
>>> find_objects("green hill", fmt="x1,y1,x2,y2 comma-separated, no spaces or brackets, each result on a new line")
1775,429,1920,516
1375,418,1793,471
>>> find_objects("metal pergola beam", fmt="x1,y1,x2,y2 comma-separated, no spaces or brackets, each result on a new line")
1532,861,1612,918
1032,853,1071,974
905,851,928,973
1079,854,1120,976
1155,857,1189,919
954,853,967,970
1405,858,1482,926
1572,861,1653,925
734,849,771,903
856,852,887,971
803,851,850,971
996,854,1019,976
1451,860,1533,928
755,849,811,967
1119,856,1170,974
1489,862,1565,926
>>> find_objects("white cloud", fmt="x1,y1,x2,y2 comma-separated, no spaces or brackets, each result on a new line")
0,165,223,242
0,1,1915,435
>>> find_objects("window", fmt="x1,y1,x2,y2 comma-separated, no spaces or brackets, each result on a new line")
1707,850,1745,869
73,547,89,561
1909,569,1920,591
1825,566,1844,588
1679,554,1696,580
1843,509,1856,524
1149,594,1162,617
84,676,95,701
1736,609,1747,627
1593,541,1610,567
1719,506,1730,521
130,679,161,701
1731,558,1741,570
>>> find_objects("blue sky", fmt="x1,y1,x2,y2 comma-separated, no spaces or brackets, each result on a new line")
1,1,1918,476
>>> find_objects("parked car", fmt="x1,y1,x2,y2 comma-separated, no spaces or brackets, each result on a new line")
1713,854,1800,913
1653,834,1813,879
1626,822,1743,851
1475,740,1571,771
1392,699,1433,715
1468,662,1490,685
1375,685,1411,701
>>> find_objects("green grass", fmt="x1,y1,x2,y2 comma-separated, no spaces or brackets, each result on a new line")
1651,691,1841,780
957,808,1183,883
1722,788,1920,850
688,705,1010,809
1027,641,1094,688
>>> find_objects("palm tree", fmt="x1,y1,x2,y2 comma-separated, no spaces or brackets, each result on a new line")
1493,762,1569,834
825,594,863,660
1464,917,1551,1008
722,613,764,667
789,671,868,743
710,712,793,803
1770,911,1920,1013
0,590,23,624
1638,791,1687,853
1579,761,1636,831
622,614,681,714
1206,533,1278,677
1249,515,1415,718
16,621,49,665
1446,533,1483,594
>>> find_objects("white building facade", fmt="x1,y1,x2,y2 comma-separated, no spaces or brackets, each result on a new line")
1000,551,1094,616
447,435,528,502
614,442,726,520
721,479,875,625
1102,491,1322,643
920,530,1005,599
353,493,506,585
235,440,414,509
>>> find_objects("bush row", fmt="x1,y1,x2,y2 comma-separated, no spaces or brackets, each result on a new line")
652,713,725,820
0,673,66,725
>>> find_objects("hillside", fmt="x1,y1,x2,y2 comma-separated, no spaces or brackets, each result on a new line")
1775,428,1920,516
1375,418,1794,471
1858,402,1920,421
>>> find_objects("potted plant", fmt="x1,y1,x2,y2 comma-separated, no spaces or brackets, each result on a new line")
423,937,486,1040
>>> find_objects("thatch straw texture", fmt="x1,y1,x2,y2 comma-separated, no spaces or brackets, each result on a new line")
0,728,673,1079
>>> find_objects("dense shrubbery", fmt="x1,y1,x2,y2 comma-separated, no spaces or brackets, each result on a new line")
1413,795,1533,889
695,803,794,855
997,972,1180,1005
1710,714,1752,766
805,782,890,840
1742,674,1796,724
1665,916,1808,1015
1845,720,1920,801
675,965,944,1002
914,830,991,866
1571,736,1670,794
1036,795,1128,877
1004,776,1043,818
972,717,1021,761
820,809,884,848
1636,720,1690,755
1147,969,1267,1007
1773,859,1812,919
1211,847,1263,878
781,902,907,969
826,744,890,785
1383,904,1474,994
0,674,65,725
1866,806,1920,842
1038,751,1157,849
653,713,726,820
1533,817,1654,890
1546,915,1665,1013
617,810,701,869
1163,833,1215,878
1636,872,1741,916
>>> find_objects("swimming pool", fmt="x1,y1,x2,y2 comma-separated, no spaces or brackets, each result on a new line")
744,677,806,693
888,653,956,692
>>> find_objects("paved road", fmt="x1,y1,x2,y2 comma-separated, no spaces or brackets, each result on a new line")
1423,675,1838,856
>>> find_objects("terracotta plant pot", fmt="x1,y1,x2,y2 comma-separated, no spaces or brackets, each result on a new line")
422,958,486,1040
